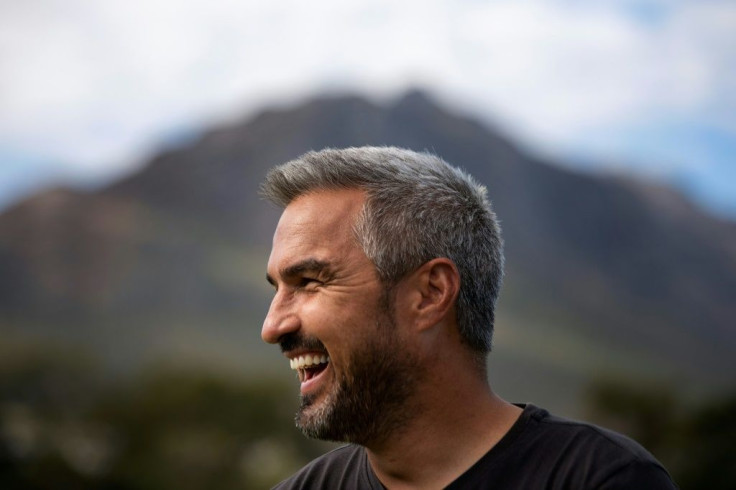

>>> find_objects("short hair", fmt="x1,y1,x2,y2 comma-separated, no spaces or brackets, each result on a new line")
261,146,504,354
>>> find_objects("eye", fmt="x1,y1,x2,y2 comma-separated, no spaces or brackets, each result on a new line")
297,277,321,290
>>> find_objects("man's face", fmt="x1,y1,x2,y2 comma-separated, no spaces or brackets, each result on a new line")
262,189,422,444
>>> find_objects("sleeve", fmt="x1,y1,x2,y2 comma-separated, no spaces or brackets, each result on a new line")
598,460,679,490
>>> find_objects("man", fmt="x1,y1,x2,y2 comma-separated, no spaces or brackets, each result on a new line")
260,147,677,489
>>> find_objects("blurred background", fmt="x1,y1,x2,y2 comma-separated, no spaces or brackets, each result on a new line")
1,1,735,488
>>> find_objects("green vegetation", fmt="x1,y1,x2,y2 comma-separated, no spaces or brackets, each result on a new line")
0,344,332,490
2,343,732,489
586,377,736,490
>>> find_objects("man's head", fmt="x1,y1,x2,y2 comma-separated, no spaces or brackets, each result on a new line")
261,146,504,354
261,147,504,444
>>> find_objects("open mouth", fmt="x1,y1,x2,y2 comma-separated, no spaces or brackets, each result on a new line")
290,353,330,383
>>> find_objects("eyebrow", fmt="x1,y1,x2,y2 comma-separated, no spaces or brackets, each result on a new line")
266,258,334,287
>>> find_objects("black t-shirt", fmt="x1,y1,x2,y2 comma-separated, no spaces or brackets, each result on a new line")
273,404,677,489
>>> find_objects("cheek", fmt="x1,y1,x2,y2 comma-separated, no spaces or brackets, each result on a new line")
300,296,332,324
301,296,378,348
299,296,350,345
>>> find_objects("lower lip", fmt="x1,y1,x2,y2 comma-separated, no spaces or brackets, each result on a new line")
300,363,330,395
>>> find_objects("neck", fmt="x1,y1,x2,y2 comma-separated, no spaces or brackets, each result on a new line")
364,362,522,490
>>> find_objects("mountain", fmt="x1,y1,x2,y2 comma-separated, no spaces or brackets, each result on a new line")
1,90,734,415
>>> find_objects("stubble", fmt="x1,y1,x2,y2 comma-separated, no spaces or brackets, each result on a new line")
293,302,424,446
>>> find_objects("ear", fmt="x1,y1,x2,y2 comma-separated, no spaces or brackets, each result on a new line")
407,257,460,332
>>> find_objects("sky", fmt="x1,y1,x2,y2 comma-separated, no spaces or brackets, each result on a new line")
1,0,734,217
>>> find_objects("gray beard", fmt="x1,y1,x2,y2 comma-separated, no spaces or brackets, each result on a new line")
295,315,423,446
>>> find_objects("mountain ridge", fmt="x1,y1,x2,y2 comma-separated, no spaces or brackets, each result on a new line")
1,90,733,414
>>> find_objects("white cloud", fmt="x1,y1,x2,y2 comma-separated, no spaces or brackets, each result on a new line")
0,0,733,193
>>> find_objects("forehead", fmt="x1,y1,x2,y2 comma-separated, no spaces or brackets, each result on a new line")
268,189,368,272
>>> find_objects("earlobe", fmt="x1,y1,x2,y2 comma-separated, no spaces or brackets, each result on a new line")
413,258,460,331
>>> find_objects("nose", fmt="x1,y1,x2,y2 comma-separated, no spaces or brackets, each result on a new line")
261,292,300,344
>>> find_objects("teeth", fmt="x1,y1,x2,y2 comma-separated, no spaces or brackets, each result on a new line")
289,354,329,370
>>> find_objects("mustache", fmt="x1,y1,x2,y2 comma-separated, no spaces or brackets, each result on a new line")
279,332,327,354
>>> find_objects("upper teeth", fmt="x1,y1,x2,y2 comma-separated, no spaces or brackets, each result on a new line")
290,354,329,370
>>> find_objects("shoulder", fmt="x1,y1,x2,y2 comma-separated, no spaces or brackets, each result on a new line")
528,406,662,463
520,405,677,489
272,444,376,490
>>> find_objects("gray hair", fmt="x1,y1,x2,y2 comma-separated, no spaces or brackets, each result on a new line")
260,146,504,354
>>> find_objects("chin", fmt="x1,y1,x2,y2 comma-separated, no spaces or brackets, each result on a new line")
296,392,341,441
